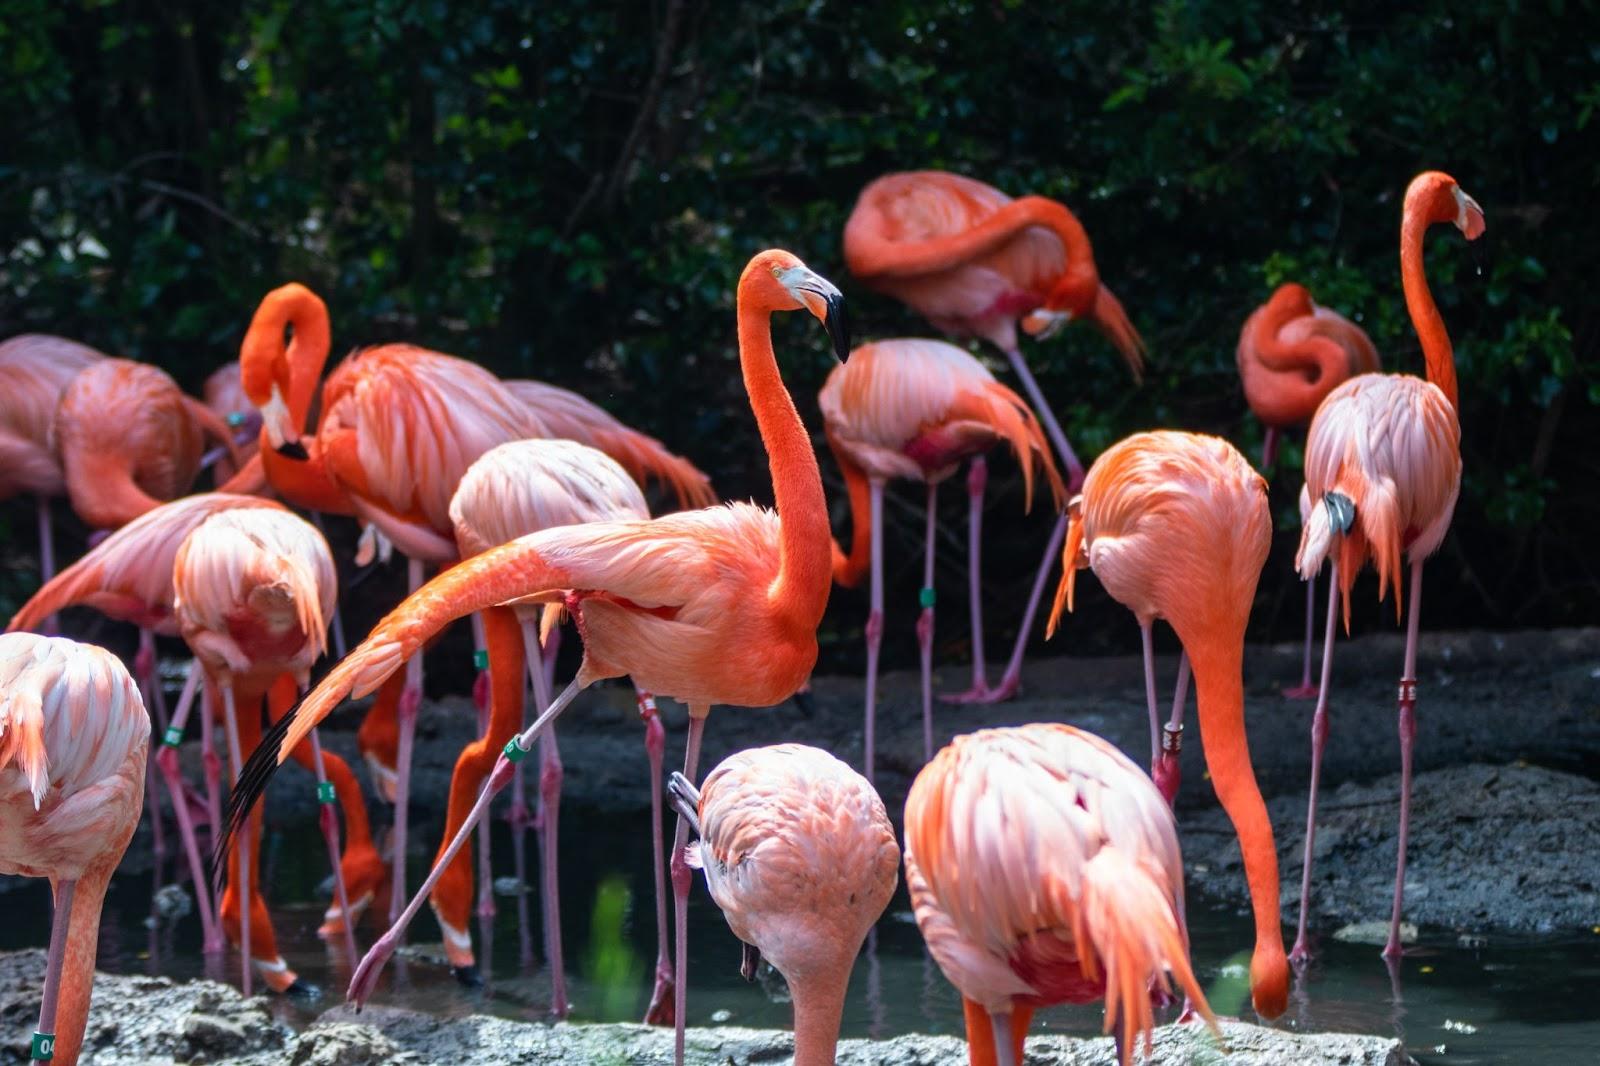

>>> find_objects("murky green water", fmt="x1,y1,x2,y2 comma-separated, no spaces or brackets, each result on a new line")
3,814,1595,1064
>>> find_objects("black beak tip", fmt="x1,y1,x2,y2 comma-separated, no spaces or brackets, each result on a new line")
276,440,310,461
824,293,850,361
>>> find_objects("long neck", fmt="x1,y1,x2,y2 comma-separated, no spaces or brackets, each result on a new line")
50,865,114,1066
852,196,1098,306
261,445,353,514
64,451,162,530
789,970,849,1066
736,302,832,629
1182,631,1287,1015
1400,208,1458,411
1242,301,1350,425
826,434,872,588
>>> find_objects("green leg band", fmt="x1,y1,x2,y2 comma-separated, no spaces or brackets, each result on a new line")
919,586,936,608
317,781,336,804
162,725,184,748
473,649,489,670
503,738,529,763
31,1032,55,1061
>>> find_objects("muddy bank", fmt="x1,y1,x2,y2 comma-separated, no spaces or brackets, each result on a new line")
1182,762,1600,935
0,950,1407,1065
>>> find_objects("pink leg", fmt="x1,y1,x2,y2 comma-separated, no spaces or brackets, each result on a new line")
1139,622,1162,769
220,682,252,996
1261,426,1281,472
538,726,567,1016
1000,347,1085,489
1284,573,1321,699
388,557,426,930
310,727,360,968
862,479,884,785
470,616,495,921
348,675,588,1007
941,460,995,703
35,496,58,635
199,681,224,946
1153,652,1189,806
949,511,1068,705
31,879,76,1064
671,711,708,1066
137,630,169,869
1384,562,1424,961
1291,560,1341,966
639,689,674,1026
153,666,222,952
917,482,937,761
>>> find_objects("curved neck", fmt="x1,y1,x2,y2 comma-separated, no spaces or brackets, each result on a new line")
1400,209,1458,411
826,434,872,588
852,195,1098,311
240,287,332,434
65,452,162,530
736,300,832,629
261,443,353,515
790,970,849,1066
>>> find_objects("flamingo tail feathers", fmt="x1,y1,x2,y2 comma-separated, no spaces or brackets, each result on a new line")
0,686,49,808
1045,506,1085,639
592,426,716,510
1091,285,1147,385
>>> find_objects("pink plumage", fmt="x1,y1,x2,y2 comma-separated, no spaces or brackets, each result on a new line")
0,335,105,499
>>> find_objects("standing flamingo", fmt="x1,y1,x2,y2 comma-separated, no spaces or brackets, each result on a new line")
0,633,148,1066
820,338,1063,778
237,282,537,929
0,335,105,622
904,723,1215,1066
437,437,672,1021
1291,171,1482,963
221,250,847,1066
844,170,1145,701
1047,430,1289,1021
666,744,899,1066
1237,283,1381,698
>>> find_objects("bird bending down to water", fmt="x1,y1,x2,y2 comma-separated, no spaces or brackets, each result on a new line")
844,169,1145,701
820,337,1063,778
220,249,848,1066
1290,171,1481,963
1236,283,1380,698
1048,430,1289,1020
667,744,899,1066
0,633,148,1066
904,723,1214,1066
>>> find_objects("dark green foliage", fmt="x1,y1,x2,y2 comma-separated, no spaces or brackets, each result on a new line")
2,0,1594,662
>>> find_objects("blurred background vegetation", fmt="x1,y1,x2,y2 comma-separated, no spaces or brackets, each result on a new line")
2,0,1593,672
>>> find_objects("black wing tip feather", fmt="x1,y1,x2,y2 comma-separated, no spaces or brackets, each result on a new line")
210,696,305,897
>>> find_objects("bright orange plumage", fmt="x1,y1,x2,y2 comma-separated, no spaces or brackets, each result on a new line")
1237,282,1380,433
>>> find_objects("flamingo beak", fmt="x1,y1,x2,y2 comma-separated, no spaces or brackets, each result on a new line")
260,383,308,459
1453,186,1486,241
1022,308,1072,340
784,266,851,361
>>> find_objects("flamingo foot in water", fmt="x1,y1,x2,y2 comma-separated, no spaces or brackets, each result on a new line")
1282,683,1320,700
643,958,676,1026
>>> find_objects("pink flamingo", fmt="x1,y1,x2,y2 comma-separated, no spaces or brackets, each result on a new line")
820,337,1064,778
0,632,148,1066
1291,171,1483,963
0,335,105,625
844,170,1145,701
666,744,899,1066
220,250,847,1066
904,723,1215,1066
1237,283,1380,698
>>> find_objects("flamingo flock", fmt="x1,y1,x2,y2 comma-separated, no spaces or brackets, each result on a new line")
0,167,1484,1066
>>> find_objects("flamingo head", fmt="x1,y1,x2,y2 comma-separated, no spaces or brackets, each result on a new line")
239,282,329,460
743,250,851,361
1407,171,1486,242
1029,274,1146,383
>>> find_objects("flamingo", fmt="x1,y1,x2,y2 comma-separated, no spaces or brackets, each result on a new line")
844,169,1145,702
820,338,1064,778
0,632,148,1066
220,249,847,1065
904,723,1215,1066
6,493,383,973
1237,283,1381,698
666,743,899,1066
437,437,671,1020
0,335,105,625
237,282,538,930
1290,171,1482,963
1047,430,1289,1021
202,361,265,484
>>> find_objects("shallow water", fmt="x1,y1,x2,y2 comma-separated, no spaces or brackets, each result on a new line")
2,813,1595,1064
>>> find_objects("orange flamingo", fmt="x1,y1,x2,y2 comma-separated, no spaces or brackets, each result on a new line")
904,723,1215,1066
1237,283,1381,698
0,633,148,1066
437,437,670,1019
844,170,1145,701
221,250,847,1064
0,335,105,621
1047,430,1289,1021
237,282,537,929
666,744,899,1066
1290,171,1482,963
820,338,1063,778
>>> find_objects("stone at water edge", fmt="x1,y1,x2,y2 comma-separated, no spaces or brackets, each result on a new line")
1334,920,1419,946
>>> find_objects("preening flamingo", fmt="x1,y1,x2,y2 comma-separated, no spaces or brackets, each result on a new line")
0,632,148,1066
221,250,847,1066
820,337,1064,778
1291,171,1482,963
0,334,105,623
238,282,538,930
844,169,1146,701
437,437,669,1020
666,744,899,1066
904,723,1215,1066
1237,283,1381,699
505,378,715,510
1047,430,1289,1020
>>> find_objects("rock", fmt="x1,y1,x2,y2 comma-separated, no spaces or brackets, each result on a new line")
290,1021,413,1066
1183,763,1600,933
1333,921,1418,946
